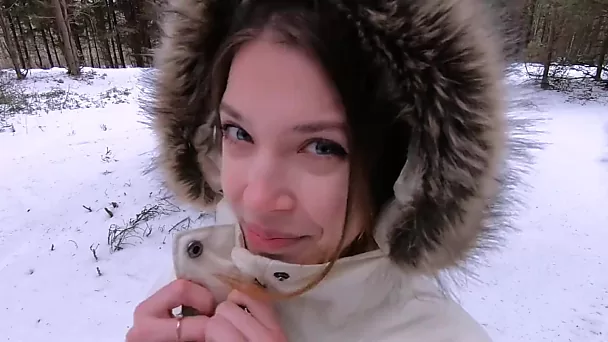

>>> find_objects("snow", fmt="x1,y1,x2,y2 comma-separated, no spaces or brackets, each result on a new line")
1,66,607,342
459,84,608,341
0,67,212,342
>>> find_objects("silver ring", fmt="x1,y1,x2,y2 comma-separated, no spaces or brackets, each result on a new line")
175,313,184,342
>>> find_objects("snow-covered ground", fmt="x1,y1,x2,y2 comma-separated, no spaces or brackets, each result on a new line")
0,66,607,342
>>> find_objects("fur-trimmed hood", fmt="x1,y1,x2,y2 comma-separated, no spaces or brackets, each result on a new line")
143,0,536,276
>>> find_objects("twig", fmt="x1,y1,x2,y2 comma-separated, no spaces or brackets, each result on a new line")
104,207,114,218
169,217,191,233
90,244,99,261
144,222,152,237
197,212,213,221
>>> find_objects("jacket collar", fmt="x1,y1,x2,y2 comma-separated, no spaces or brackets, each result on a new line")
231,226,389,294
213,199,406,312
227,225,409,326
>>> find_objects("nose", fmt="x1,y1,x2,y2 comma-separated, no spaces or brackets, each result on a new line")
242,155,295,213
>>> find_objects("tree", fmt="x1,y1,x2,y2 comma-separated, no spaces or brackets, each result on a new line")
0,4,25,79
52,0,80,75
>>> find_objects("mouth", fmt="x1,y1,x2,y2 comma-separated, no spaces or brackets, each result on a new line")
241,222,305,251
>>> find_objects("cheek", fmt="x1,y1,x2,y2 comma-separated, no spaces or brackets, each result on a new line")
300,167,350,239
219,152,244,205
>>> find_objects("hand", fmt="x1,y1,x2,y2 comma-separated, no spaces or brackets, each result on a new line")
205,290,287,342
126,279,215,342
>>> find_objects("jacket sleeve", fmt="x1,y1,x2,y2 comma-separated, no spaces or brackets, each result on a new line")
374,282,494,342
440,305,493,342
401,296,493,342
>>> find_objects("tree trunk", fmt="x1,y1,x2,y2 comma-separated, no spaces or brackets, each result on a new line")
84,21,95,67
70,23,84,64
40,26,55,67
566,33,575,61
52,0,80,75
92,2,114,67
110,34,117,66
65,1,84,65
61,0,81,67
7,12,26,70
583,16,602,57
15,16,32,68
123,0,144,66
596,29,608,81
540,13,549,44
27,17,44,68
541,13,556,89
0,10,25,79
93,32,102,67
89,16,102,67
525,0,539,46
49,29,61,67
107,0,126,67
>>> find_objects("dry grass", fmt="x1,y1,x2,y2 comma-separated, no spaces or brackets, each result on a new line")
107,199,181,252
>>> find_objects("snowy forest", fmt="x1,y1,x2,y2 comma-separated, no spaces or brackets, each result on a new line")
0,1,607,342
0,0,607,86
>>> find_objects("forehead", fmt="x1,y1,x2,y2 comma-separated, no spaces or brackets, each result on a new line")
221,34,344,125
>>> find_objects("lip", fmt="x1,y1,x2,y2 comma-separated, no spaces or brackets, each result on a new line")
242,222,303,251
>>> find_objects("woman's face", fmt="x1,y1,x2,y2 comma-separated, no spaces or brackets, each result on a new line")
219,33,356,265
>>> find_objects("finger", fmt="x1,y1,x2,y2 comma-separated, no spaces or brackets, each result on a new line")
126,316,209,342
134,279,215,319
227,290,280,331
205,315,247,342
214,301,269,339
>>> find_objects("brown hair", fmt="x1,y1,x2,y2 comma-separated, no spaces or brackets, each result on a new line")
201,1,407,302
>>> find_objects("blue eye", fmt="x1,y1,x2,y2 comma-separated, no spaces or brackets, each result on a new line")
221,124,252,142
304,139,347,157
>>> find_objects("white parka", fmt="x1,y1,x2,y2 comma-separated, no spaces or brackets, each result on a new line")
143,0,533,341
149,200,492,342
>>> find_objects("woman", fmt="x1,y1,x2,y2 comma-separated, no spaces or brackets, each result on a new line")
129,0,528,341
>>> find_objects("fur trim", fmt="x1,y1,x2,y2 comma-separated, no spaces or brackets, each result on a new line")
141,0,540,275
357,0,508,274
142,0,235,209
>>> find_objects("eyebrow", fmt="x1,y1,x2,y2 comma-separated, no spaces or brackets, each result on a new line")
219,102,345,133
219,103,244,122
292,121,345,133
